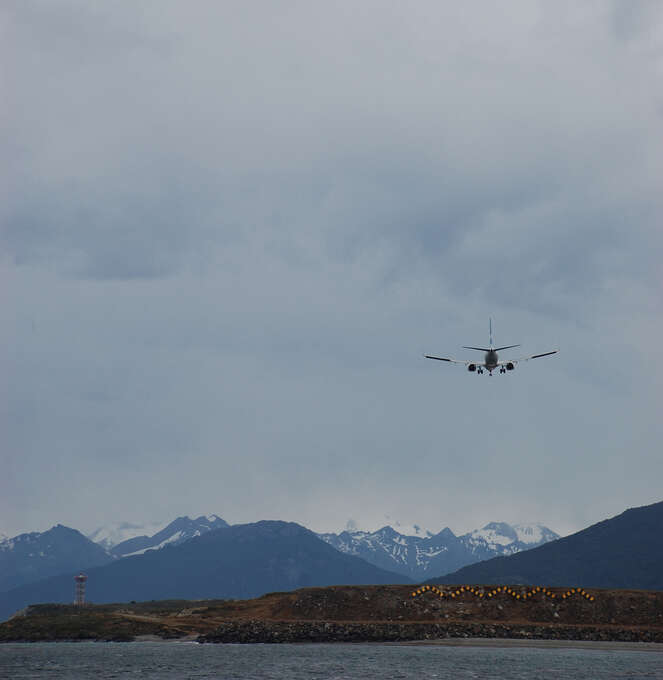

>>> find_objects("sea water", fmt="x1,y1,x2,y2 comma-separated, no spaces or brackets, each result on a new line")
1,641,662,679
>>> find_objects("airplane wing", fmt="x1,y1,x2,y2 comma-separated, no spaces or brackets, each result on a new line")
424,354,481,366
497,350,558,366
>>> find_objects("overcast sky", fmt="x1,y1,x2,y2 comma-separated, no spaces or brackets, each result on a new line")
2,1,662,540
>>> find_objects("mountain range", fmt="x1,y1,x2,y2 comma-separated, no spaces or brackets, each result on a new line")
0,514,558,621
0,515,232,594
0,521,406,621
82,516,557,578
318,521,559,580
3,501,662,623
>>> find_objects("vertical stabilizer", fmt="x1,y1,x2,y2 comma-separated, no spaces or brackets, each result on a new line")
489,317,493,349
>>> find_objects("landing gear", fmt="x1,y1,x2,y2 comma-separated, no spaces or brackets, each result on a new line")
499,367,506,374
477,368,484,374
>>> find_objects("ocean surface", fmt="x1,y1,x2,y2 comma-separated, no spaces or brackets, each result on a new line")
2,641,663,679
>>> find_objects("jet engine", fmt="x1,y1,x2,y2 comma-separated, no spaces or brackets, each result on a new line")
468,364,476,372
506,362,515,371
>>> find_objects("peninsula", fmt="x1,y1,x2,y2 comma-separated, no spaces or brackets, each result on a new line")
1,584,662,644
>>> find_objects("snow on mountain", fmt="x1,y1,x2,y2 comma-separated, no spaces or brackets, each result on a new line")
462,522,518,550
388,520,434,538
108,515,230,558
459,522,560,558
319,521,559,581
342,517,433,538
318,525,467,580
87,520,169,551
121,530,186,557
513,523,558,545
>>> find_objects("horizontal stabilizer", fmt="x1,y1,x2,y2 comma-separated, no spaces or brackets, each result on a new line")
462,346,491,352
494,344,520,352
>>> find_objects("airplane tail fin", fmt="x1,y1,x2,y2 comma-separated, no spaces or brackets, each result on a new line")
490,318,519,352
462,320,519,353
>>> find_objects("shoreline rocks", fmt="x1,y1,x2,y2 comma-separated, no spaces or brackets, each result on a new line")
197,620,663,644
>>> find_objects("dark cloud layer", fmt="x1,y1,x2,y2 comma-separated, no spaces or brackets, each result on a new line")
2,1,662,538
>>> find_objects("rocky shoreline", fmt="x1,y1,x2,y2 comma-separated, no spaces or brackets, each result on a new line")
197,620,663,644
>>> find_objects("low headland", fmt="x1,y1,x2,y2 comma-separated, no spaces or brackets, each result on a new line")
2,584,662,644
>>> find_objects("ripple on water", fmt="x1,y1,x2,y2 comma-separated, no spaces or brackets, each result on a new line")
2,641,663,680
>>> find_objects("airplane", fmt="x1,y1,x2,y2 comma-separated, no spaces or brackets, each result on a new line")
424,319,558,375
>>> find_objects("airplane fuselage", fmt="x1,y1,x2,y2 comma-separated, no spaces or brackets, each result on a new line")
484,349,498,371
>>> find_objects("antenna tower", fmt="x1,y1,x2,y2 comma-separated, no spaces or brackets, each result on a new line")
74,573,87,606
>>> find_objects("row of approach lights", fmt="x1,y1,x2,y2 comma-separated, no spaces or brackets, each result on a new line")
411,585,595,602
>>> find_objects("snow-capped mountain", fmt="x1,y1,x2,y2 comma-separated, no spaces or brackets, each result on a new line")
460,522,560,560
87,520,170,552
97,515,230,558
0,525,113,593
318,521,559,581
318,526,470,580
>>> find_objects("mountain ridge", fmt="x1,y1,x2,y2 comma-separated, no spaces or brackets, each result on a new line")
427,500,663,589
109,515,229,557
318,521,559,580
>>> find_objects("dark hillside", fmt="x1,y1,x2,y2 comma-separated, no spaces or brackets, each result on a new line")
430,500,663,589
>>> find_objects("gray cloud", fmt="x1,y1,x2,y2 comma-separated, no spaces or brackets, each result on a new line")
2,1,662,539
